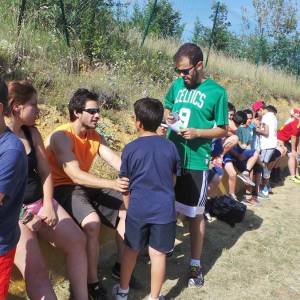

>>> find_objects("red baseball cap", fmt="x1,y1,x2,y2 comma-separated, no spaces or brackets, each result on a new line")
252,100,265,112
290,108,300,117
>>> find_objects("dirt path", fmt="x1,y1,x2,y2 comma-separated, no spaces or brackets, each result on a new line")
99,177,300,300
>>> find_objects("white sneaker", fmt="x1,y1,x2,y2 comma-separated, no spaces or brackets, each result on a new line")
112,284,128,300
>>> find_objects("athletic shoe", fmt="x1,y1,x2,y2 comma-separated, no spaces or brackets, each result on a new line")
229,193,239,202
88,282,107,300
257,191,269,200
262,186,269,197
288,176,300,183
237,172,255,186
188,265,204,288
112,284,128,300
112,263,142,289
295,175,300,181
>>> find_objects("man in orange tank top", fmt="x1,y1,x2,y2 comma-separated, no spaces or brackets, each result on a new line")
45,89,131,300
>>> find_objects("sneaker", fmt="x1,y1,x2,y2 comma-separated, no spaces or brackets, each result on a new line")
295,175,300,181
204,212,213,222
188,265,204,288
88,282,107,300
229,193,239,202
112,263,142,289
112,284,128,300
256,191,269,200
237,172,255,186
261,185,269,197
288,175,300,183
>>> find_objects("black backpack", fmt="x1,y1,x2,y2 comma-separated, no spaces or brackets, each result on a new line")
206,195,247,227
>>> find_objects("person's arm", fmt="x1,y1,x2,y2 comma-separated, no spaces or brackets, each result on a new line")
122,192,130,209
30,127,57,227
0,193,4,206
50,131,128,192
255,123,269,137
98,135,121,171
179,125,228,140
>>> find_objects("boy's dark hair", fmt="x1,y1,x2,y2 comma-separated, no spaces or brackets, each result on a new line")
228,102,236,113
265,105,277,114
174,43,203,65
233,111,247,126
243,109,253,116
68,88,99,121
0,78,8,110
134,97,163,132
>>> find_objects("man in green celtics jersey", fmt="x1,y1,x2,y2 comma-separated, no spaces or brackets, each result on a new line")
164,43,228,287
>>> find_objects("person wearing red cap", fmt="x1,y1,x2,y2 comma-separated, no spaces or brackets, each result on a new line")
277,112,300,183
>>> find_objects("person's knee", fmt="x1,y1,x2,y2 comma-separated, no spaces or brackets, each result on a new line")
83,222,100,239
149,246,165,258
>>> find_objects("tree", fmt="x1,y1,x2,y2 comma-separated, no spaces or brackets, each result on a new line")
209,1,231,51
131,0,184,39
191,2,231,52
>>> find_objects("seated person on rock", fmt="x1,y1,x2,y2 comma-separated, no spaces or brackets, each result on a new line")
45,88,134,300
6,80,88,300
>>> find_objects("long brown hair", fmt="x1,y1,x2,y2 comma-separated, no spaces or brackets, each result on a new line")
6,80,37,116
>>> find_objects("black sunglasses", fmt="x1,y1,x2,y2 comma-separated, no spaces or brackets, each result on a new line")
82,108,100,115
175,61,201,75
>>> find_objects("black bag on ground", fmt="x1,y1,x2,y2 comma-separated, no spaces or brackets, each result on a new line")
206,195,247,227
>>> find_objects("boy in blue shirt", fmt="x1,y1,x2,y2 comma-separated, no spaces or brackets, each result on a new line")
113,97,181,300
0,78,27,299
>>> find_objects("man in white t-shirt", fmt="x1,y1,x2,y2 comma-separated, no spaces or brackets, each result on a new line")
255,105,280,196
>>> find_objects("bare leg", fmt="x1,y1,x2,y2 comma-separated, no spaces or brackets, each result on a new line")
189,214,205,260
120,246,139,290
288,152,297,176
116,208,126,263
81,212,101,283
39,205,88,300
149,246,166,299
224,162,237,195
14,223,57,300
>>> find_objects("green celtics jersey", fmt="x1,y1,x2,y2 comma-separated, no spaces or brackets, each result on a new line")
164,77,228,170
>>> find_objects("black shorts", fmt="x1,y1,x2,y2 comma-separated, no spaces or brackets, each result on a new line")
124,216,176,253
175,169,208,217
54,185,123,228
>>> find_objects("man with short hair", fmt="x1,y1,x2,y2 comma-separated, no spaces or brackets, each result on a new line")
164,43,228,287
255,105,279,196
0,78,27,299
277,109,300,183
46,88,130,300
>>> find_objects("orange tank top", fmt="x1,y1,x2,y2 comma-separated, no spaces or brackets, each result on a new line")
47,123,101,186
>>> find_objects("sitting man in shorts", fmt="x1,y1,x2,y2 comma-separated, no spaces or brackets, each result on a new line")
277,110,300,183
46,88,130,300
0,78,27,299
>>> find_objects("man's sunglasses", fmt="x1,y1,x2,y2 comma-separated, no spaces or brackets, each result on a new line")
82,108,100,115
174,65,195,76
174,61,201,75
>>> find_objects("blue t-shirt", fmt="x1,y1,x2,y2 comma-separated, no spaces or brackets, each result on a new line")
120,135,181,224
0,128,27,255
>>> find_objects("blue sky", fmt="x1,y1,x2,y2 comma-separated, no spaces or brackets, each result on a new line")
125,0,300,41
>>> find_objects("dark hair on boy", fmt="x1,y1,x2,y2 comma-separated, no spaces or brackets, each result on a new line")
265,105,277,114
174,43,203,65
69,88,98,121
233,111,247,126
243,109,253,116
228,102,236,113
0,78,8,110
134,97,164,132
